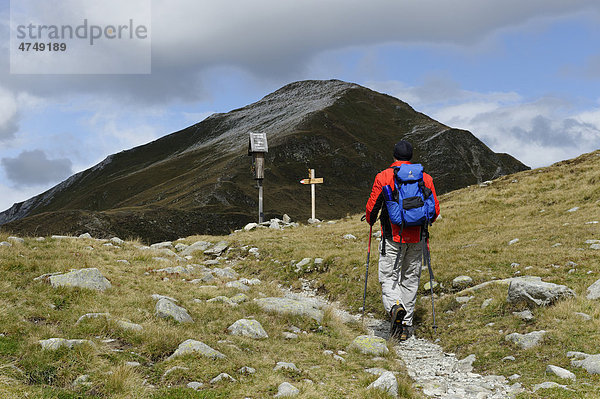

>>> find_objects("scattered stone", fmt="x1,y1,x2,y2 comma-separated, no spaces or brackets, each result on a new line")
349,335,389,356
508,238,519,245
180,241,211,256
546,365,576,380
585,239,600,244
162,366,189,378
567,207,580,213
7,236,25,244
586,279,600,300
210,373,236,384
187,381,204,390
49,268,111,291
283,214,291,223
333,354,345,362
294,258,312,273
507,278,575,307
227,319,268,339
75,312,111,324
455,354,476,373
212,267,238,280
116,259,130,264
274,362,300,372
0,241,12,247
238,366,256,375
174,243,189,252
244,222,258,231
455,296,474,304
225,281,250,291
481,298,493,309
505,330,546,349
72,374,91,387
204,241,229,256
255,297,324,322
343,234,357,240
39,338,94,350
283,332,298,340
503,356,516,361
111,237,125,245
513,309,534,322
274,382,299,397
508,374,520,380
570,353,600,374
367,371,398,397
452,275,473,289
575,312,592,321
229,293,249,304
269,220,281,229
307,218,320,224
591,244,600,250
155,298,193,323
533,381,569,392
125,361,141,367
116,320,143,331
151,241,173,249
168,339,225,360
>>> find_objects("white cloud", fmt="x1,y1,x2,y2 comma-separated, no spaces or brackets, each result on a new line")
367,79,600,168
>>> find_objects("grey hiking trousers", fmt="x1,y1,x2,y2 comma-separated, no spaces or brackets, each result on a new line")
378,238,422,326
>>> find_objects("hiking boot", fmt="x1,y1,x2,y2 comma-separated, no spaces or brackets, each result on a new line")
399,324,414,341
389,303,406,339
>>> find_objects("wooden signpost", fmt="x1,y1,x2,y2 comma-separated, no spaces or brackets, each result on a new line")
300,169,323,221
248,132,268,223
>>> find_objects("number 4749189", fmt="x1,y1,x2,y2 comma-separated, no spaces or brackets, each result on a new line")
18,42,67,51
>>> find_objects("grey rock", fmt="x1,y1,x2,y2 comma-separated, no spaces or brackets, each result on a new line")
0,241,12,247
155,298,193,323
567,207,580,213
575,312,592,321
532,381,569,392
39,338,94,350
456,354,476,373
503,356,516,361
571,353,600,374
586,279,600,299
174,243,189,252
151,241,173,249
586,239,600,244
349,335,389,356
225,281,250,291
180,240,211,256
116,319,143,331
546,365,576,380
227,319,268,339
343,234,357,240
116,259,130,264
210,372,236,383
8,236,25,244
269,220,281,229
212,267,238,280
168,339,225,360
206,296,232,304
455,296,474,304
507,278,575,307
238,366,256,374
365,367,389,376
282,214,291,223
110,237,124,245
274,382,299,397
481,298,493,309
307,218,320,224
513,309,534,322
229,293,249,304
244,222,258,231
591,244,600,250
274,362,300,372
152,265,194,275
505,330,546,349
283,332,298,339
151,294,178,302
49,268,111,291
508,238,519,245
452,275,473,289
204,241,229,256
187,381,204,390
255,297,324,322
75,312,111,324
125,361,140,367
294,258,312,272
367,371,398,397
239,277,261,286
72,374,91,387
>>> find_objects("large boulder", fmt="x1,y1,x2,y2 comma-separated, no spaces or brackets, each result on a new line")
49,268,111,291
367,371,398,397
586,279,600,300
569,353,600,375
507,278,575,307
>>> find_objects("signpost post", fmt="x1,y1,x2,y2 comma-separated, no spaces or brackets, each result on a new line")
300,169,324,221
248,132,268,223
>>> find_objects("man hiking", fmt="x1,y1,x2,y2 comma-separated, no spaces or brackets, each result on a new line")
365,140,440,340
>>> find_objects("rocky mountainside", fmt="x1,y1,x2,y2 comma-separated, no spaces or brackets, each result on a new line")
0,80,529,242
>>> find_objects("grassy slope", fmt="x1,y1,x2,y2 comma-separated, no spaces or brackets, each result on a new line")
1,150,598,398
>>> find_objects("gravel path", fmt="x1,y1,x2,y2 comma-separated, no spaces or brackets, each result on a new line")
362,317,524,398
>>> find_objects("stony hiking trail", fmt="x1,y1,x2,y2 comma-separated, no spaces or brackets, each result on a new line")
294,280,523,399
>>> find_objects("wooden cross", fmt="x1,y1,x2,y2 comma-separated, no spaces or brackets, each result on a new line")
299,169,324,221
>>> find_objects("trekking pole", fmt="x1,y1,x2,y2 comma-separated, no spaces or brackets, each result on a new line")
422,227,438,333
362,223,373,324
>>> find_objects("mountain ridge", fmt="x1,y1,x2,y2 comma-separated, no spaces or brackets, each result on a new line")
0,79,529,242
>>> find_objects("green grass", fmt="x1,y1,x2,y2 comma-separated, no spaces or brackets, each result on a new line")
1,150,599,398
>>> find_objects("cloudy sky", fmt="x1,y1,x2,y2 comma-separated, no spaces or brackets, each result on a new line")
1,0,600,211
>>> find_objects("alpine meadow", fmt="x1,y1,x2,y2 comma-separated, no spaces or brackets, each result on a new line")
0,149,598,398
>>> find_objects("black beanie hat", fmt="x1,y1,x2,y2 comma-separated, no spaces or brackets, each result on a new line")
393,140,413,161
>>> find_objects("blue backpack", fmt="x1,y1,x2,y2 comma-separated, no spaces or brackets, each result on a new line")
383,164,436,227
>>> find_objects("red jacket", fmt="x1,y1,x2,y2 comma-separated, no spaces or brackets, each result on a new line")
366,161,440,243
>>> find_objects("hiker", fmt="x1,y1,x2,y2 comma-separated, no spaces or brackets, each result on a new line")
365,140,439,340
